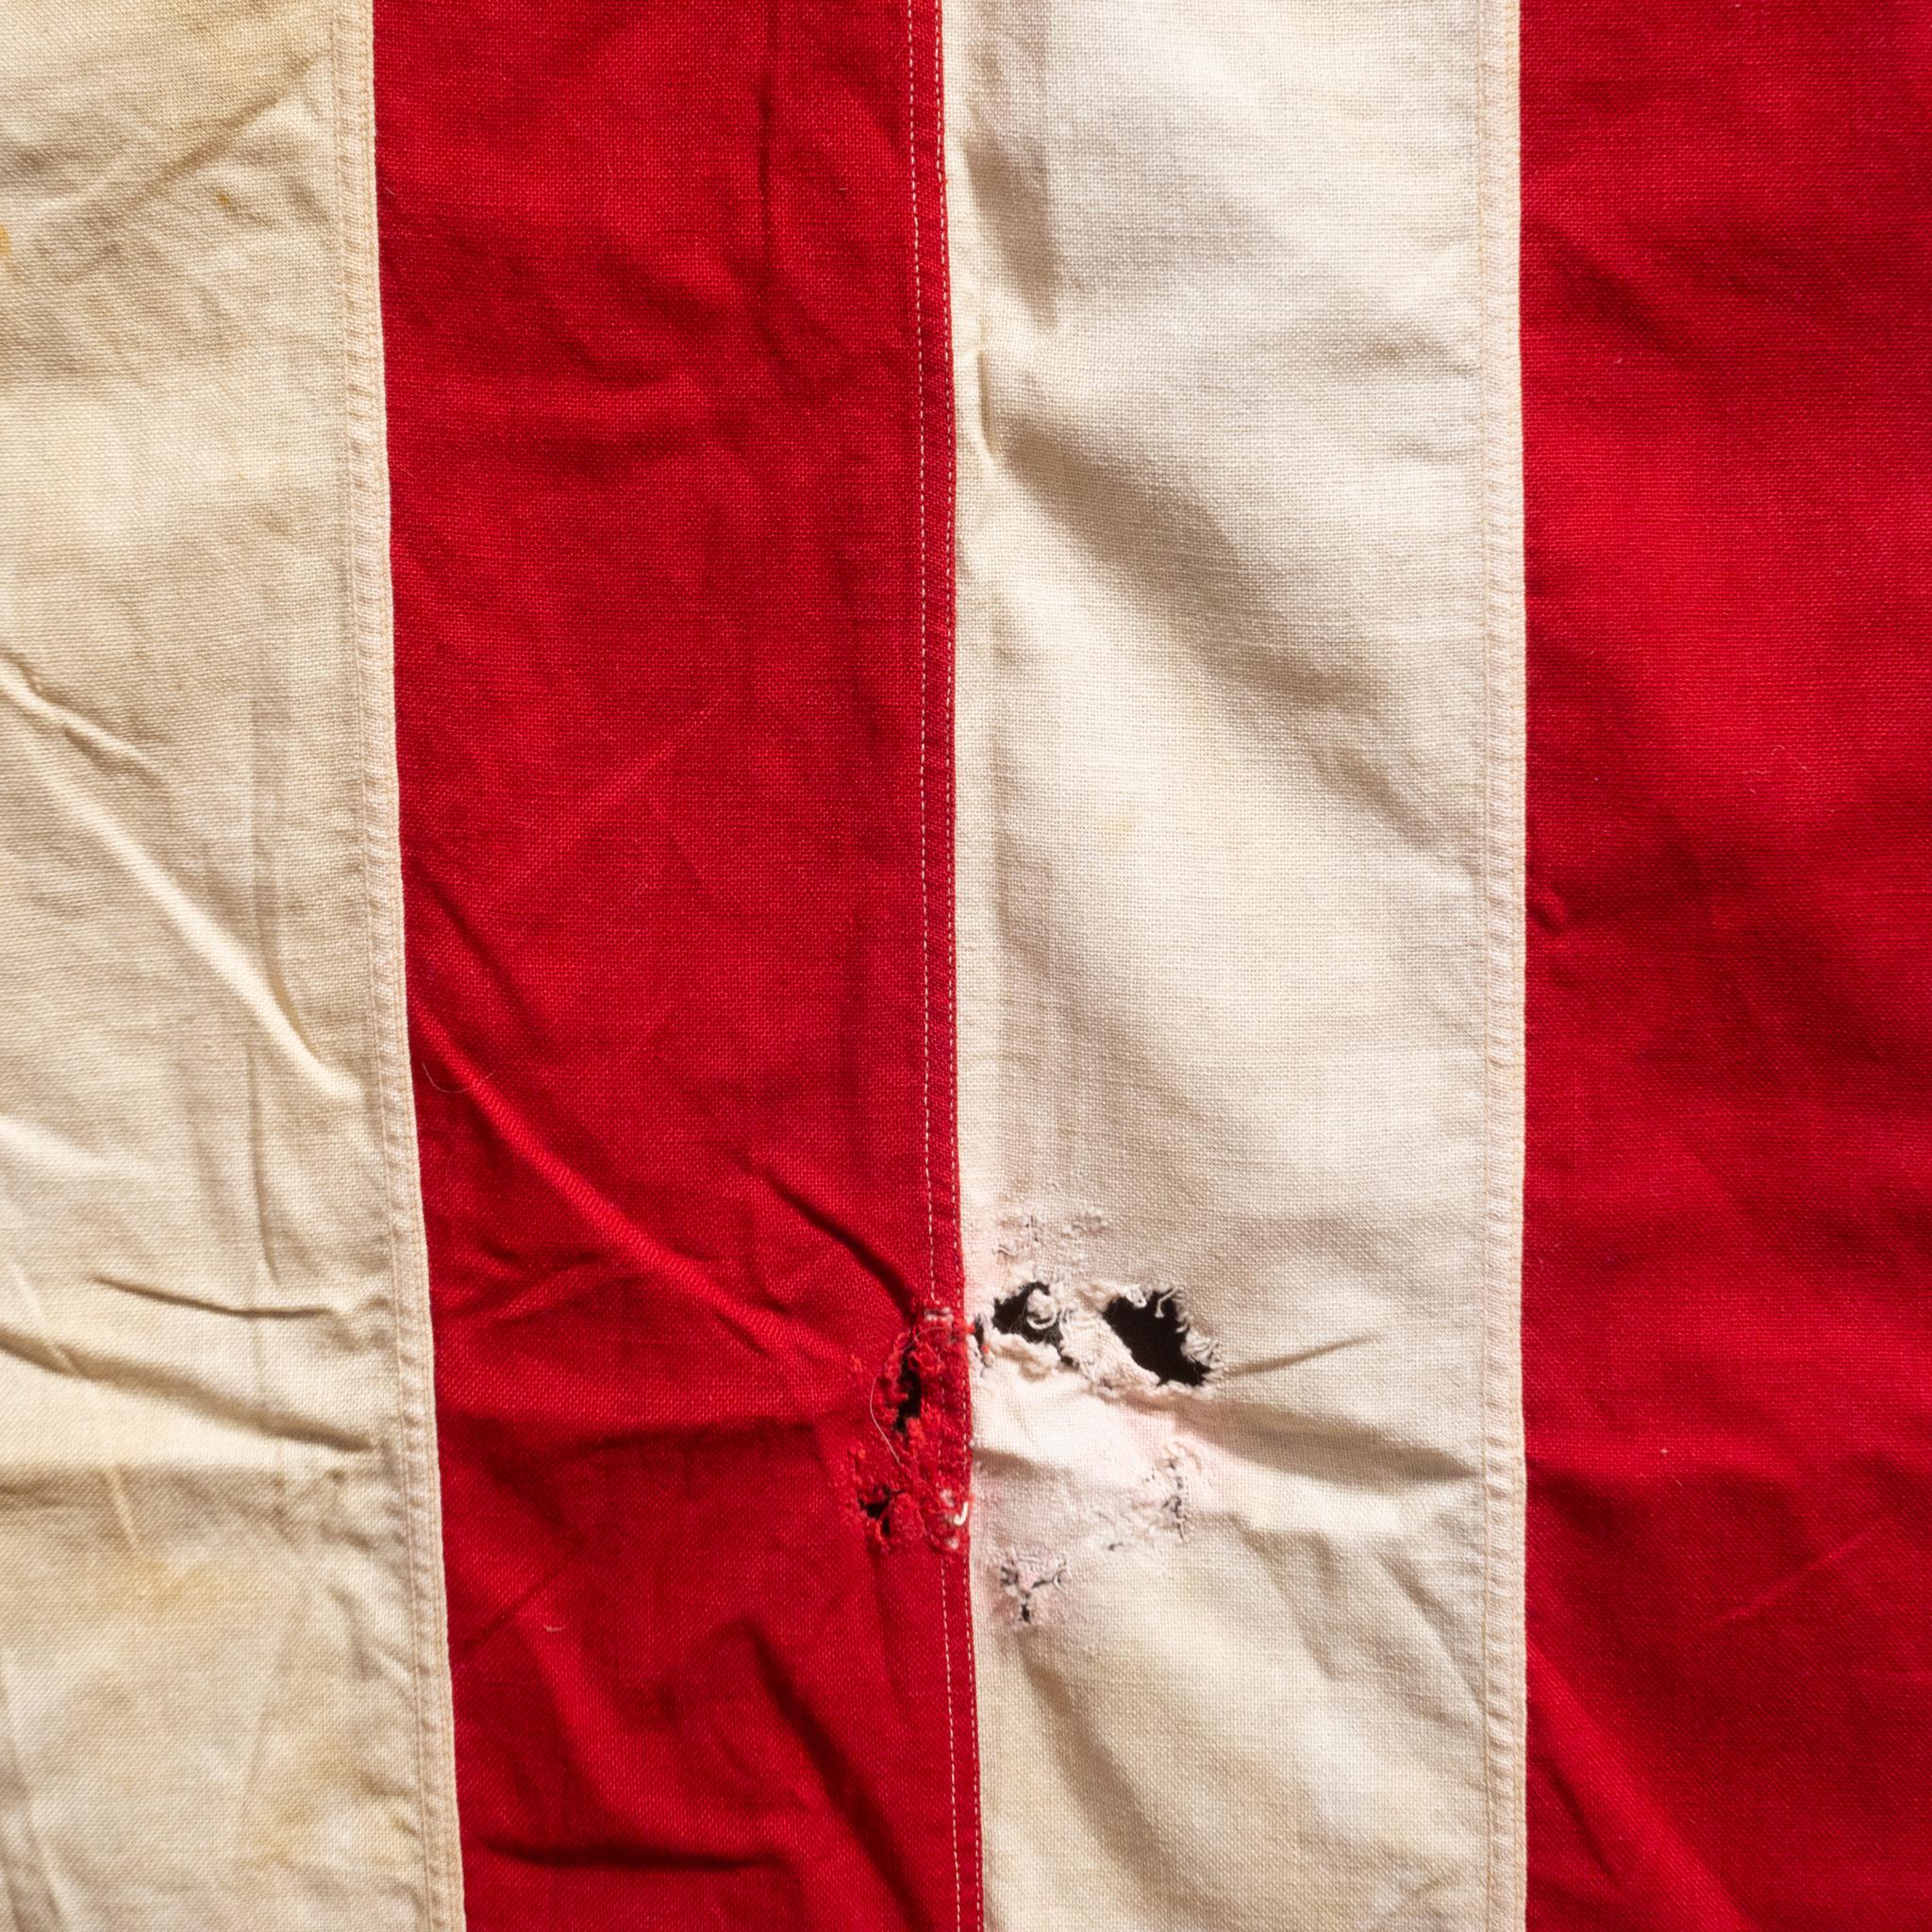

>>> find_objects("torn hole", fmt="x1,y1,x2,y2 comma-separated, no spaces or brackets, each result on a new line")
889,1335,924,1430
972,1210,1218,1395
853,1309,971,1553
1102,1289,1213,1388
991,1281,1065,1355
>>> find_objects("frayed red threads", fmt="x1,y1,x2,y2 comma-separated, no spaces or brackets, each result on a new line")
854,1308,971,1552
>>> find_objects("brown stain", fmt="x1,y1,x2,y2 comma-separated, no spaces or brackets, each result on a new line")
0,225,11,266
214,189,234,210
2,1479,419,1889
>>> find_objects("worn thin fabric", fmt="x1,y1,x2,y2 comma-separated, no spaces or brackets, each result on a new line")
0,4,461,1925
945,0,1526,1924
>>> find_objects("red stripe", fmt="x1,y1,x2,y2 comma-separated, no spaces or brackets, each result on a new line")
375,5,977,1927
1524,6,1932,1925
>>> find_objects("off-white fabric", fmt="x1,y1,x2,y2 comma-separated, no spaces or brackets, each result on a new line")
945,1,1525,1925
0,5,462,1926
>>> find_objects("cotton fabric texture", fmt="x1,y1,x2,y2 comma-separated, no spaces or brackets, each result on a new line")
0,5,459,1924
947,1,1524,1924
7,1,1932,1929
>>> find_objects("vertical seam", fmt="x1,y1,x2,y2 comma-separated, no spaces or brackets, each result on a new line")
328,8,462,1926
908,0,982,1922
1473,0,1528,1924
908,0,935,1435
901,2,967,1930
929,5,985,1924
1472,0,1499,1915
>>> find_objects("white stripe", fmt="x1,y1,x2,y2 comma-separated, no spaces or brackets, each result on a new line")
0,4,462,1924
943,0,1525,1922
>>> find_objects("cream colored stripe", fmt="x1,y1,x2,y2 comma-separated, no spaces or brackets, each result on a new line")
944,0,1524,1924
0,5,462,1926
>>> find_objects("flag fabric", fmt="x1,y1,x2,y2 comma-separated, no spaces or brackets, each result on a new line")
3,1,1928,1929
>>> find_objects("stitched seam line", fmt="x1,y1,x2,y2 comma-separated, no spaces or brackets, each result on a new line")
1473,1,1499,1912
1473,0,1527,1924
928,3,985,1920
900,7,966,1932
328,12,461,1927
